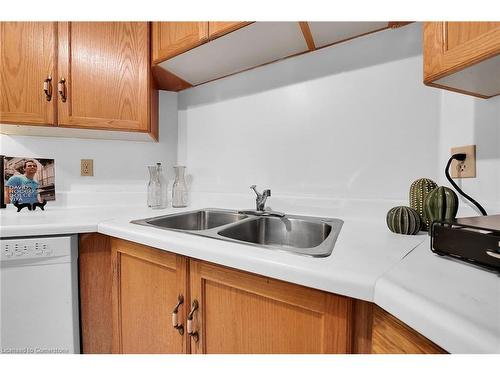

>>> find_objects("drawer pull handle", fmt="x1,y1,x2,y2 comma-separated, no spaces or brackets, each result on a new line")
58,78,67,102
187,299,199,342
172,295,184,335
43,76,52,101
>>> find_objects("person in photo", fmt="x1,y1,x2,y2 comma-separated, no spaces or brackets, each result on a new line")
4,159,42,204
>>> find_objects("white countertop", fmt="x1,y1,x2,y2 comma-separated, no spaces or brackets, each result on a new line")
1,203,499,353
375,240,500,354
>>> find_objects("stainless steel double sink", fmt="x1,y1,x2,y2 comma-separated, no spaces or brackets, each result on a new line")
131,209,343,257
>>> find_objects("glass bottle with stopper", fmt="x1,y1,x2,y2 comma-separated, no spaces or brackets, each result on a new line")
147,162,167,209
172,165,188,208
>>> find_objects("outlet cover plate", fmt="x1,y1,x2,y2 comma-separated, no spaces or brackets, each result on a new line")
450,145,476,178
81,159,94,176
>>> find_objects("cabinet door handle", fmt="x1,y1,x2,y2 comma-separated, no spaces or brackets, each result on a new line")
172,295,184,335
187,299,199,342
58,78,67,102
43,76,52,101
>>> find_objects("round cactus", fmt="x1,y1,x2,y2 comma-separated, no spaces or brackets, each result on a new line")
423,186,459,234
386,206,422,235
409,178,438,231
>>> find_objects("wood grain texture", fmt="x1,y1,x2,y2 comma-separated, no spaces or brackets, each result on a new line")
371,306,446,354
151,65,193,91
208,22,252,40
189,260,353,354
423,22,500,97
57,22,151,132
79,233,113,354
111,238,188,354
352,300,373,354
152,22,208,63
147,23,159,142
0,22,57,125
299,22,316,51
446,22,500,50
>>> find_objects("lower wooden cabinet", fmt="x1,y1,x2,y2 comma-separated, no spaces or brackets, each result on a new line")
79,235,446,354
189,260,352,354
371,306,446,354
111,238,188,353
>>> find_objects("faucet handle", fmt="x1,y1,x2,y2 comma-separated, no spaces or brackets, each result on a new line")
250,185,260,196
263,189,271,197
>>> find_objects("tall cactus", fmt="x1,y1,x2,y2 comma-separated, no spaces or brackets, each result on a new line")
409,178,438,231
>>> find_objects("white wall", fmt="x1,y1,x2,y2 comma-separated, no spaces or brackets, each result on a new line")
0,91,178,205
437,91,500,213
2,22,499,213
178,23,443,202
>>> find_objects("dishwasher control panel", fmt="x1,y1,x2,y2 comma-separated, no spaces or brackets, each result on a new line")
1,236,74,261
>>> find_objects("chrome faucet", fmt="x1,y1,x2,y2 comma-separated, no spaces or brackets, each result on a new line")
238,185,285,217
250,185,271,211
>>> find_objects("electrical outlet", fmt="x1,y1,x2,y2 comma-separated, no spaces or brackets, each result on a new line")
81,159,94,176
450,145,476,178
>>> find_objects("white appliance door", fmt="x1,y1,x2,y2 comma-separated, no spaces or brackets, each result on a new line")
1,246,80,354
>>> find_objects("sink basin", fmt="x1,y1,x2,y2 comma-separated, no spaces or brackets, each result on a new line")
133,209,247,231
218,217,331,249
131,208,343,257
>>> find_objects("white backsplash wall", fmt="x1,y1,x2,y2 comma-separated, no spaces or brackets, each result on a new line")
178,23,442,201
0,91,178,205
438,91,500,213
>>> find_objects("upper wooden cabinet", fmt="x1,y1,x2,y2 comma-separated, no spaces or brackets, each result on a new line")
208,22,252,40
0,22,158,141
152,22,208,63
57,22,152,133
0,22,57,126
424,22,500,98
151,22,409,91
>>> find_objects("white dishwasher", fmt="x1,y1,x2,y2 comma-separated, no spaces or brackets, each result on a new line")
0,235,80,354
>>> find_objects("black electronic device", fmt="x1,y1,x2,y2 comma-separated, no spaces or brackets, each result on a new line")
431,215,500,272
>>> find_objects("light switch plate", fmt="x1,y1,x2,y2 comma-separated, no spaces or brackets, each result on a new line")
450,145,476,178
81,159,94,176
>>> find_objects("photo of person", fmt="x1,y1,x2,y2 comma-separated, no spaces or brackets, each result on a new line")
3,157,56,205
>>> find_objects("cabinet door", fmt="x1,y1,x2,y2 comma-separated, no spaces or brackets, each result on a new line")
189,260,353,354
371,306,446,354
0,22,57,125
57,22,150,131
111,239,188,354
208,22,251,40
152,22,208,63
79,233,113,354
424,22,500,98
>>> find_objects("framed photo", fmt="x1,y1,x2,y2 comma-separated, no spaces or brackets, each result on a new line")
2,156,56,206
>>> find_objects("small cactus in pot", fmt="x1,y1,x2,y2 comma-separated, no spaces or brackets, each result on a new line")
386,206,422,235
423,186,459,234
